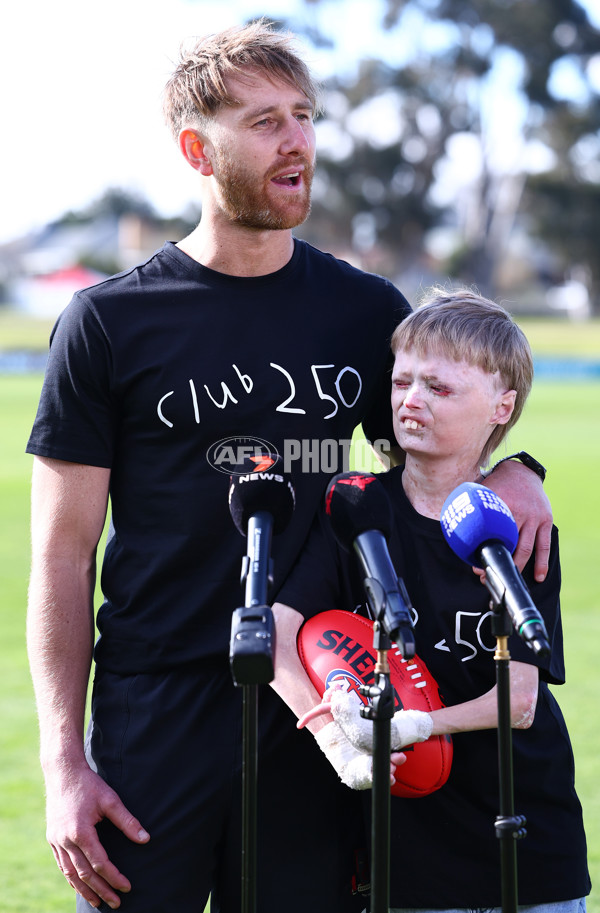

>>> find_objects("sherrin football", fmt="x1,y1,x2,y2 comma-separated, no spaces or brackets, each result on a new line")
297,609,453,798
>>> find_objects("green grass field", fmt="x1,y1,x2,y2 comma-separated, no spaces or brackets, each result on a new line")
1,315,598,912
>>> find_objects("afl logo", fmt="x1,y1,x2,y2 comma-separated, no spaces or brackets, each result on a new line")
207,436,280,476
324,670,369,706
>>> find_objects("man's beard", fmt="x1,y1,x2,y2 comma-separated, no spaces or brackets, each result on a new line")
212,150,314,230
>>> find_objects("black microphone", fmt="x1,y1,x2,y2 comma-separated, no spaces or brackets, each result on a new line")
228,460,295,684
325,471,415,658
441,482,550,657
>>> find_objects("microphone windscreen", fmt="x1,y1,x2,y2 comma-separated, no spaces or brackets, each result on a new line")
325,472,393,551
440,482,518,567
228,459,295,536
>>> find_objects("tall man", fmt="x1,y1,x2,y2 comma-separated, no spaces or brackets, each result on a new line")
26,21,552,913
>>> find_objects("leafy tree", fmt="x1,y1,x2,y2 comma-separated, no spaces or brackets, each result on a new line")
287,0,600,308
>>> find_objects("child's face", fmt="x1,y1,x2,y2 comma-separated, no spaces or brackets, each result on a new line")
391,347,515,465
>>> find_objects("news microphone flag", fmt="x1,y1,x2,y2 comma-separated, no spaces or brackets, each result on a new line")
440,482,518,565
441,482,550,656
228,459,295,537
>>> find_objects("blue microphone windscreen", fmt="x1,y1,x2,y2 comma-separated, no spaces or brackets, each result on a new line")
440,482,518,567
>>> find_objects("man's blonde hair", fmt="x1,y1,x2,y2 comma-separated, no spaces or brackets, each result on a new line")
391,288,534,466
163,19,321,141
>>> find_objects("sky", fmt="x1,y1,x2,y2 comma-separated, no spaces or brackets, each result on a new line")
0,0,393,243
1,0,599,245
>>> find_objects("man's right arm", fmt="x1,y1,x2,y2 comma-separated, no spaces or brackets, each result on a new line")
27,456,149,910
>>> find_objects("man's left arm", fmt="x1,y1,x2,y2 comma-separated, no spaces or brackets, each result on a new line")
484,457,552,581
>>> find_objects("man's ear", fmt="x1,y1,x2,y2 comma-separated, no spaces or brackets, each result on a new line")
492,389,517,426
179,129,214,175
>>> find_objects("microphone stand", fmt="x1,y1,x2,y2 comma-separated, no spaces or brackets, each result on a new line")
360,579,416,913
490,596,527,913
230,512,276,913
360,617,394,913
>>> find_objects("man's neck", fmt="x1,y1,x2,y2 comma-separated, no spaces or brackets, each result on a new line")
177,217,295,277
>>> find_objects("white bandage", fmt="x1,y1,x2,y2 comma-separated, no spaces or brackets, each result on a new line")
328,690,433,751
314,722,374,790
391,708,433,748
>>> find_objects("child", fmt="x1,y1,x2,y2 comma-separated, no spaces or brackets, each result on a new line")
271,289,590,912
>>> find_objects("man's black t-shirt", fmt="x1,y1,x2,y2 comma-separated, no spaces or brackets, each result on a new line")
27,240,410,673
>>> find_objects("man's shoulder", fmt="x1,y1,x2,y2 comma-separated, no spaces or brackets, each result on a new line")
60,244,197,324
81,243,181,296
299,238,390,284
297,239,411,311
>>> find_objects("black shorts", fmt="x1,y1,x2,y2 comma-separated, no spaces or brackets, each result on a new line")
78,662,367,913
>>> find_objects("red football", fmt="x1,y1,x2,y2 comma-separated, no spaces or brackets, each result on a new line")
297,609,453,798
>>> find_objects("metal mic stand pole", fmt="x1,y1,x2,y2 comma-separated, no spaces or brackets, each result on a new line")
360,579,416,913
361,617,394,913
241,679,258,913
230,512,276,913
491,598,527,913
